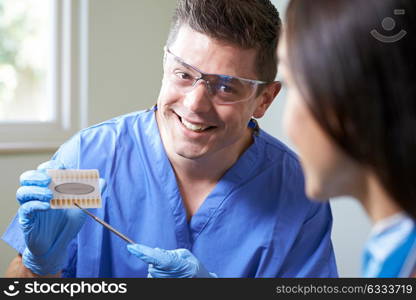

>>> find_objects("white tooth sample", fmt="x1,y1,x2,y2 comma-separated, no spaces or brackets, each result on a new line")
182,119,208,131
47,169,101,209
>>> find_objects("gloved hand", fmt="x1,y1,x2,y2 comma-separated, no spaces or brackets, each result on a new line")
127,243,217,278
17,160,90,275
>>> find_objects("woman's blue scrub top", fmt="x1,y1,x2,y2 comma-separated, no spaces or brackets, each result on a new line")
3,109,338,277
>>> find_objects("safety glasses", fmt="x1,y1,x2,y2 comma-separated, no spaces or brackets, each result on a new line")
163,47,271,104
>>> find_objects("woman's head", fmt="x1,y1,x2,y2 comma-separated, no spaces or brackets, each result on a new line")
280,0,416,218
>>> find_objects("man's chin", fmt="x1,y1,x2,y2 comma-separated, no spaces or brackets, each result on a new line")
175,150,206,160
173,146,209,160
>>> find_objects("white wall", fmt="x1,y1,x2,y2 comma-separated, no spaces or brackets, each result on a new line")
0,0,370,277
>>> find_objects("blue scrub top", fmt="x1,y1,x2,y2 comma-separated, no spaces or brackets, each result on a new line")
2,108,338,277
362,214,416,277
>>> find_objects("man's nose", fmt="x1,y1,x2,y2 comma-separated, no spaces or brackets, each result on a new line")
183,80,213,113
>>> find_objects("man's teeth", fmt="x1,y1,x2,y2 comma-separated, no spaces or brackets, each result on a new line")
181,118,210,131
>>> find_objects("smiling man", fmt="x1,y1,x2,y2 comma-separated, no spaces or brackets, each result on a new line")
156,25,280,218
3,0,338,278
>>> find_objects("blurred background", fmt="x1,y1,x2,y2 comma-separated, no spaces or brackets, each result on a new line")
0,0,371,277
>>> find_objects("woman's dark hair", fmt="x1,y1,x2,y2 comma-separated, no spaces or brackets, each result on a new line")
285,0,416,218
167,0,282,82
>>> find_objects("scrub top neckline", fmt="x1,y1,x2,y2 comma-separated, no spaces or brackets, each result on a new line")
141,108,261,248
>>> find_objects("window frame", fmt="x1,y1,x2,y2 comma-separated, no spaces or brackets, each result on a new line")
0,0,88,153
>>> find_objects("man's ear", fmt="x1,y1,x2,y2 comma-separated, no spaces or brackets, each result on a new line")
253,81,282,118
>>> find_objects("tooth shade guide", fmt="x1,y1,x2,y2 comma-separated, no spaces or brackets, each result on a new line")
47,169,102,209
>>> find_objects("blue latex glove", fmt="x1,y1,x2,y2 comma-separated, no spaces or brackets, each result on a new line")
16,160,101,275
127,243,217,278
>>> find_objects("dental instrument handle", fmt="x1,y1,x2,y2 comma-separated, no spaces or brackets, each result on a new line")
74,203,135,244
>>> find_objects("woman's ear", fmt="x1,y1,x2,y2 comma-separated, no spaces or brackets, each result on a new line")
253,81,282,118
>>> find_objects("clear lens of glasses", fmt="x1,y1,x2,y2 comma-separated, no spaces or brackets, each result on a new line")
163,50,266,104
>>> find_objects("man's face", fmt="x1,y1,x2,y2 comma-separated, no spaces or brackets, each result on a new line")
156,25,278,162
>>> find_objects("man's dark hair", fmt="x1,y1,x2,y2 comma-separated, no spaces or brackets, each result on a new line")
167,0,281,82
286,0,416,218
